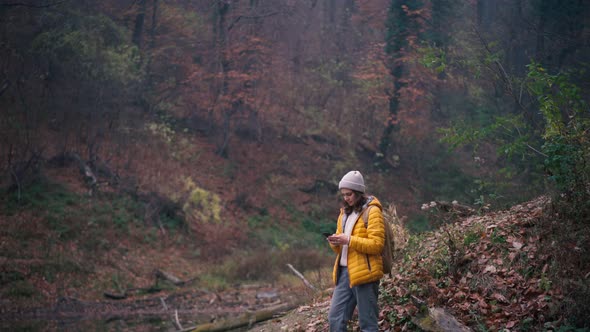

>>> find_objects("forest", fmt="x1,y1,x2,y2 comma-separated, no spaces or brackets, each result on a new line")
1,0,589,331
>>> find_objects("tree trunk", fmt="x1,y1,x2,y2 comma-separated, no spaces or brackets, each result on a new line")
214,1,232,157
132,0,147,49
138,0,159,114
378,0,412,167
144,0,158,90
535,0,547,66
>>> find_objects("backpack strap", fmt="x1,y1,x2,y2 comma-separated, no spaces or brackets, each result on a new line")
362,205,373,228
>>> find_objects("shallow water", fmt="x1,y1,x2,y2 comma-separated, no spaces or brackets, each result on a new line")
1,314,191,332
0,312,267,332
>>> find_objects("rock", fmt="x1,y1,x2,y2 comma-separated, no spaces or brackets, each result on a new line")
413,307,472,332
256,290,279,302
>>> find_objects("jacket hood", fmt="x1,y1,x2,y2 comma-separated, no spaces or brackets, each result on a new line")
339,195,383,216
364,195,382,210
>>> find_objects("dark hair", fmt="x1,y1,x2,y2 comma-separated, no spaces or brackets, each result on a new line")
343,191,368,214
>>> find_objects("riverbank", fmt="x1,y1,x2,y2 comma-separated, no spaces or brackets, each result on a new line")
1,282,310,331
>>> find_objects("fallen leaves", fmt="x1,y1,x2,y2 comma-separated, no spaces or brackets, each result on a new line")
491,293,509,304
378,196,564,331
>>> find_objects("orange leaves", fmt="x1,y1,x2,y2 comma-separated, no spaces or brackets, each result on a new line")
385,114,401,126
399,85,427,104
401,4,432,20
354,0,390,29
346,42,393,130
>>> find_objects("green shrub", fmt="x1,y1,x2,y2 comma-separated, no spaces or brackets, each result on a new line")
407,214,431,233
463,230,481,246
3,180,80,215
527,63,590,214
181,177,222,224
31,12,142,86
3,180,84,240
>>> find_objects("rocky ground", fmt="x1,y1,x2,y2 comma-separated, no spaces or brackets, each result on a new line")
249,293,332,332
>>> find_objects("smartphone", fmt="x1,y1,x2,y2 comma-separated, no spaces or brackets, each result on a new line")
322,232,332,238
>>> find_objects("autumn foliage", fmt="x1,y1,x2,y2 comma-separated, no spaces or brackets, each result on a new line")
1,0,590,330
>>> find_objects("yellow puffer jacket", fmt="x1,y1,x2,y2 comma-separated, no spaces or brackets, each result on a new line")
330,196,384,287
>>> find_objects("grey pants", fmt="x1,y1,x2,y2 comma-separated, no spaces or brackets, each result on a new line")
328,266,379,332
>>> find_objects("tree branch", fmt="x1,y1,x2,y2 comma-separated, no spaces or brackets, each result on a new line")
228,11,280,31
286,264,316,291
472,25,549,158
0,1,68,8
0,79,10,97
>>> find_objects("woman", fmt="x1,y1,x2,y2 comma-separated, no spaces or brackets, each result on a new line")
327,170,385,332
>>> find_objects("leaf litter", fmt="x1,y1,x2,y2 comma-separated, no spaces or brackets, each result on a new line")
251,196,582,331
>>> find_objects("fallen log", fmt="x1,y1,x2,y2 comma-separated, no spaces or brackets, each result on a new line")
68,153,97,189
103,286,162,300
103,291,127,300
104,269,197,300
154,269,184,286
154,269,199,286
185,302,297,332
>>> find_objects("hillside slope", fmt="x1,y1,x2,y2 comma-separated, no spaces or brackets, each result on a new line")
0,97,416,308
252,196,590,331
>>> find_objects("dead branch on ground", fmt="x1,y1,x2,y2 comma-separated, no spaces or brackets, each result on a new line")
103,269,198,300
286,264,316,291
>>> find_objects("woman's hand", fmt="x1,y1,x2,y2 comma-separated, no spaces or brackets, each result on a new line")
327,234,350,246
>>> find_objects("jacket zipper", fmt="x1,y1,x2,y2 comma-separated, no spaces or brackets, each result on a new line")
366,254,371,271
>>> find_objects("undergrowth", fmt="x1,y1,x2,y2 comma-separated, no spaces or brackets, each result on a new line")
379,196,589,331
0,176,340,307
0,178,191,303
194,247,333,294
538,201,590,328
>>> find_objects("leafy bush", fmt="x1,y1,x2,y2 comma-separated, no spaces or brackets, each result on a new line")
439,62,590,215
31,12,142,86
3,180,85,239
527,63,590,215
4,179,79,215
181,177,222,224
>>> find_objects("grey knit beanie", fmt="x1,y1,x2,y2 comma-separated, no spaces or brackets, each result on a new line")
338,170,366,193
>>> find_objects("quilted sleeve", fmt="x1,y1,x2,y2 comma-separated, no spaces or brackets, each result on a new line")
329,210,344,254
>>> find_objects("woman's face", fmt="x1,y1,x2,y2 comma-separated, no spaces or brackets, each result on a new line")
340,189,356,206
